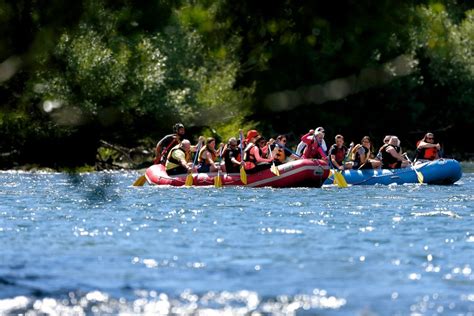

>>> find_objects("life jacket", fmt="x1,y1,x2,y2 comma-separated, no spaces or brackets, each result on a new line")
154,134,179,164
381,144,399,168
415,140,438,161
223,145,241,172
272,144,286,163
244,143,261,170
198,146,217,165
330,144,346,165
350,144,361,161
166,146,188,170
351,144,369,165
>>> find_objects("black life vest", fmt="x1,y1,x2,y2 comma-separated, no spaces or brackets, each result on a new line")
224,146,241,172
154,134,179,164
381,144,399,168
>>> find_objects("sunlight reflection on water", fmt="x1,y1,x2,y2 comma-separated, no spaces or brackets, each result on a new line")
0,170,473,315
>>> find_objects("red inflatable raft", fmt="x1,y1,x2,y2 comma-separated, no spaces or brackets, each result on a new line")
145,159,329,188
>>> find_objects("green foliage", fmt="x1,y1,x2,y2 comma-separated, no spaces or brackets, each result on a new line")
414,4,474,84
1,0,474,168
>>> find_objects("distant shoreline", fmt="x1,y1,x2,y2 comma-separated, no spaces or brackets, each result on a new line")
461,161,474,173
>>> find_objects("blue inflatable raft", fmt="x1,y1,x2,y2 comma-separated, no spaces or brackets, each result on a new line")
324,159,462,185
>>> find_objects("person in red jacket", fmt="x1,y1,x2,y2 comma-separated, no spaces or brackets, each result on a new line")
300,131,327,160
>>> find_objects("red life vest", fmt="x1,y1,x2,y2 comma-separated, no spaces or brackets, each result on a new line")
243,144,261,170
330,145,346,165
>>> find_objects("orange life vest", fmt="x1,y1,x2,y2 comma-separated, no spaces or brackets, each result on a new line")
272,146,286,163
416,141,438,160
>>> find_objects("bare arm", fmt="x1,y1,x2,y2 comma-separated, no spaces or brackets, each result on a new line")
387,146,408,162
417,141,441,150
330,154,341,169
205,151,219,169
252,147,272,163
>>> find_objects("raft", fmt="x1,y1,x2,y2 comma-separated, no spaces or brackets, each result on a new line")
324,159,462,186
145,159,330,188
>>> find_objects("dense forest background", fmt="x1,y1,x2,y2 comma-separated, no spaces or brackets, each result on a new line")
1,0,473,169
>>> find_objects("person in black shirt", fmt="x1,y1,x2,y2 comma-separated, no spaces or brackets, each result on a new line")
223,137,242,173
153,123,185,164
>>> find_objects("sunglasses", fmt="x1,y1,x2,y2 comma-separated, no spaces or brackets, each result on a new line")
426,137,434,140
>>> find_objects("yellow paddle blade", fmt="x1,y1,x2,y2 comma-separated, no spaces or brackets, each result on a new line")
185,173,193,186
334,170,348,188
415,169,424,184
270,163,280,176
240,166,247,184
330,170,337,184
132,175,147,186
214,174,223,188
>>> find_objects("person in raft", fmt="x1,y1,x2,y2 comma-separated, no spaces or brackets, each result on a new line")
295,129,313,157
379,136,410,169
375,135,392,161
165,139,194,175
414,132,441,163
296,126,327,157
154,123,186,165
269,135,299,165
328,134,353,170
223,137,243,173
197,137,221,173
314,127,328,154
243,130,273,174
300,129,328,160
350,136,381,169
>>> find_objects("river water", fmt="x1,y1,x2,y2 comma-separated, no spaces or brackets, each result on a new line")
0,170,473,315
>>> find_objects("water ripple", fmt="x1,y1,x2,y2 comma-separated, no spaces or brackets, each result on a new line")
0,289,346,315
0,171,473,315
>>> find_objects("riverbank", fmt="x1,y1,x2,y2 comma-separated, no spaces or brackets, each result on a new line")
461,161,474,173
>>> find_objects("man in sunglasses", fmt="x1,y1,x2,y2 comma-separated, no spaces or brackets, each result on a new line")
414,132,441,163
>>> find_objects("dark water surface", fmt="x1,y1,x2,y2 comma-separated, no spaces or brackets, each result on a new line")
0,170,473,315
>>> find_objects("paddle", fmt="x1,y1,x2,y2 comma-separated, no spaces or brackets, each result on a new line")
330,144,349,188
404,153,423,184
330,164,348,188
132,174,147,186
214,145,224,188
267,143,280,176
239,130,247,184
185,140,203,187
279,144,301,158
